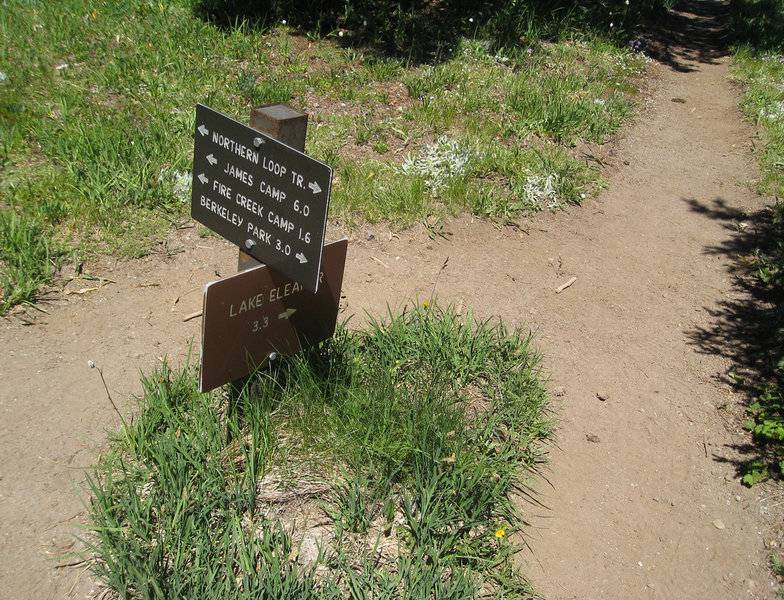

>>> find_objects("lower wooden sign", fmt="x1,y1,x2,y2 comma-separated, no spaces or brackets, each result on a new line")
199,238,347,392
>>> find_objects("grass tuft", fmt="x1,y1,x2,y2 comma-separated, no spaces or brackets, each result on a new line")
0,208,60,312
79,301,552,599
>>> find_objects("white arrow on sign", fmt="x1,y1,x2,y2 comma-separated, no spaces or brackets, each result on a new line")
198,173,209,184
198,125,209,136
206,154,217,165
308,181,321,194
295,253,308,264
278,308,297,320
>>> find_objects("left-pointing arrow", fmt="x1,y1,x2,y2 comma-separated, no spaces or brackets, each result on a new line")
278,308,297,320
207,154,217,165
198,125,209,136
198,173,209,184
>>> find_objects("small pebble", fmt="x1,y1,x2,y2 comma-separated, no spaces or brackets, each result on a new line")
713,519,725,530
596,391,609,401
586,433,600,443
87,360,95,369
554,386,566,397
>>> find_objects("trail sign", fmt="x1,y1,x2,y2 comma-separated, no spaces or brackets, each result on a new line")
198,238,348,393
191,103,332,292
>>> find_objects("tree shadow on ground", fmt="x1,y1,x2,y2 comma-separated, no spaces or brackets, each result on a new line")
684,196,784,478
646,0,730,72
194,0,676,65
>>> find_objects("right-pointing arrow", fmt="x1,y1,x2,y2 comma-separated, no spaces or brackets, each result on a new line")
198,173,209,184
198,124,209,136
278,308,297,320
308,181,322,194
295,253,308,264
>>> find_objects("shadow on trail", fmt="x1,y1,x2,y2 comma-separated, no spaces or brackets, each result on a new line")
684,196,784,477
648,0,730,72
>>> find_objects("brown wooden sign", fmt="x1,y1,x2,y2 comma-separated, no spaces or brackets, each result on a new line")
199,239,347,392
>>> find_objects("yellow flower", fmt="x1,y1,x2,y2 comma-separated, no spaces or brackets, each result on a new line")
423,301,429,308
495,528,506,539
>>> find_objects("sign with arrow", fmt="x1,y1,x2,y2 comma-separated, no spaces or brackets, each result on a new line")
198,239,348,392
191,103,332,292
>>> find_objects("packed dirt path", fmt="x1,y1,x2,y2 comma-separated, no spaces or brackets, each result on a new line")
1,1,782,598
515,2,781,597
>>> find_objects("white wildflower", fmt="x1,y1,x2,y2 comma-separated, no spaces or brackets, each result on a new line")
160,167,192,203
400,136,472,192
521,170,562,210
761,100,784,122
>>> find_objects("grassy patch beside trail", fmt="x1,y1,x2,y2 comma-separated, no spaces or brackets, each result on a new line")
79,302,552,599
733,50,784,198
728,11,784,483
730,41,784,584
0,0,654,313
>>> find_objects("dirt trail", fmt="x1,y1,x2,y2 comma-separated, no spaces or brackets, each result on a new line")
1,1,781,598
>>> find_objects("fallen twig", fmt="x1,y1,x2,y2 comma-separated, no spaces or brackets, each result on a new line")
173,287,199,305
183,310,203,322
64,286,99,296
370,256,389,269
64,278,113,296
22,300,49,314
555,276,577,294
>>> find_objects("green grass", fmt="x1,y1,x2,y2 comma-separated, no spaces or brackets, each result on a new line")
0,0,653,313
729,0,784,51
78,302,552,599
732,48,784,197
730,43,784,491
0,207,60,312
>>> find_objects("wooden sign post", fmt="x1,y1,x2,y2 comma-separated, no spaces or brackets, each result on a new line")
192,103,346,393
